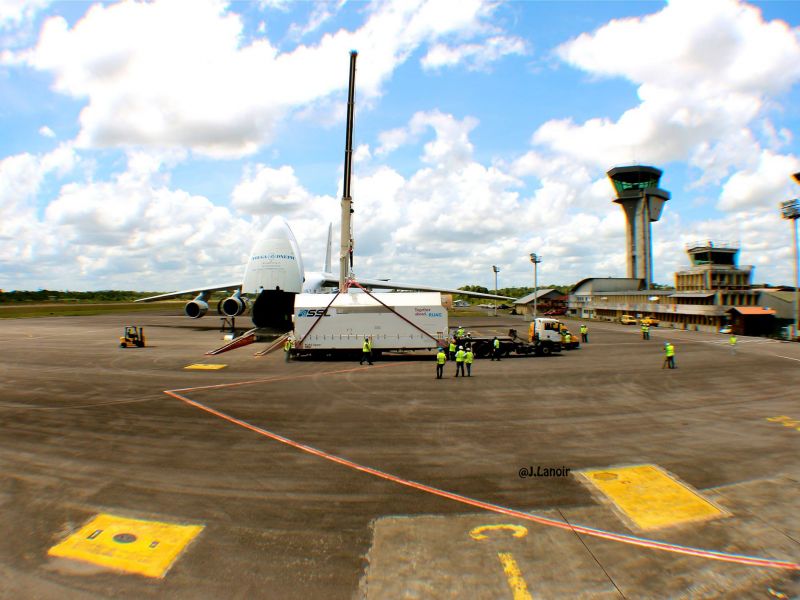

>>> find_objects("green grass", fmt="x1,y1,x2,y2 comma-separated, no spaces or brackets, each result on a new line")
0,301,185,319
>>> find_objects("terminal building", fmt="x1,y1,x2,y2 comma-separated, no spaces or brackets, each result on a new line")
565,165,790,335
568,241,779,334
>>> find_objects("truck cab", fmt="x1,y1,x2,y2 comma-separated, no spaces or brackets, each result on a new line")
528,318,565,344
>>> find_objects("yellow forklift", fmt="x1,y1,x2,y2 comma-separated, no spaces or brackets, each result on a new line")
119,325,146,348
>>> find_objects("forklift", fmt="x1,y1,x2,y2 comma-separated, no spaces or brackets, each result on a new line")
119,325,146,348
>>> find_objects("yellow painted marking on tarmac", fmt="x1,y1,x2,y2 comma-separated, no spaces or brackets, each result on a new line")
470,524,528,541
766,416,800,432
48,513,204,578
579,464,726,531
497,552,533,600
184,363,227,370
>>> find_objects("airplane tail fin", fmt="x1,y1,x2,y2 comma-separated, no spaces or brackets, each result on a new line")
324,223,333,273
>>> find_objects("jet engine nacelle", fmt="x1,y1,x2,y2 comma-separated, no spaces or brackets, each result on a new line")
221,293,250,317
185,299,209,319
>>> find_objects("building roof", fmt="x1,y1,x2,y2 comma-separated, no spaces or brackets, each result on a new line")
727,307,776,316
570,277,645,295
513,289,561,305
670,292,716,298
756,289,797,303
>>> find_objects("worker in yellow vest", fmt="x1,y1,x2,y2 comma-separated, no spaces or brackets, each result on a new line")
436,347,447,379
662,342,676,369
283,336,294,362
580,324,588,343
491,337,501,361
465,346,474,377
454,346,466,377
360,336,373,365
448,337,457,361
729,333,737,355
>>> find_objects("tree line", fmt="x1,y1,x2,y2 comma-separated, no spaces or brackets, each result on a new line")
0,290,161,303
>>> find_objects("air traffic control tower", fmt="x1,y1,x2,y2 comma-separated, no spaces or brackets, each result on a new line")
607,165,670,289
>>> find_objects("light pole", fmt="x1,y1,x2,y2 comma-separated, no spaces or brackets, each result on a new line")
492,265,500,317
529,253,541,320
783,179,800,341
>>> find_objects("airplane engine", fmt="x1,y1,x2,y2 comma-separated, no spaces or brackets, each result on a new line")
221,293,250,317
184,299,209,319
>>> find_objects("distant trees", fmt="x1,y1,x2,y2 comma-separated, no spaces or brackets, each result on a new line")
0,290,162,303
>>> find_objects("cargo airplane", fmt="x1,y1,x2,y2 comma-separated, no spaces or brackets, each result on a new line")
136,216,512,330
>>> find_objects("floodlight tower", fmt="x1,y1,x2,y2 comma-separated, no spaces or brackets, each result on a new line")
607,166,670,290
783,169,800,340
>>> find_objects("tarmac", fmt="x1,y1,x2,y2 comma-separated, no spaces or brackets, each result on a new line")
0,310,798,599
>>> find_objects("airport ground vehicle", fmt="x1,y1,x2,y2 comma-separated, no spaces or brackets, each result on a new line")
640,316,660,327
620,314,637,325
119,326,145,348
544,308,567,316
457,318,563,358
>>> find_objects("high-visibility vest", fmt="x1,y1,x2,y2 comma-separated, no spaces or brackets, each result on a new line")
437,351,447,364
449,341,456,352
580,326,587,334
455,350,465,362
665,344,675,357
284,340,291,351
456,328,465,337
465,351,474,364
729,336,737,345
493,339,500,349
363,340,371,352
564,333,571,343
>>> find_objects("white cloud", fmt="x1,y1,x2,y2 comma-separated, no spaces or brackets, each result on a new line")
0,0,49,31
232,164,315,215
38,125,55,138
287,0,345,40
376,110,477,167
717,150,800,211
421,35,527,71
532,0,800,168
10,0,513,157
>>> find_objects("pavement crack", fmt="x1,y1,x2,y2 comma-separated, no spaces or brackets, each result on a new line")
556,508,628,600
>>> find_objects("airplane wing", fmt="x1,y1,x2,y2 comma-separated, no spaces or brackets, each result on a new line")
135,282,242,302
318,274,514,300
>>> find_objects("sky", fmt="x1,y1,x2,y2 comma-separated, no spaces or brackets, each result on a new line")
2,0,800,292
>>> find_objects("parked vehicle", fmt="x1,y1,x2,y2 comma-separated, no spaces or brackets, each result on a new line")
640,316,659,327
619,315,637,325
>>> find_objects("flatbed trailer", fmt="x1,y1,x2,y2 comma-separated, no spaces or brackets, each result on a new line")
456,328,561,358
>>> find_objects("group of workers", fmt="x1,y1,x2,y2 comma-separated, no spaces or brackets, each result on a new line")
436,326,501,379
283,320,739,370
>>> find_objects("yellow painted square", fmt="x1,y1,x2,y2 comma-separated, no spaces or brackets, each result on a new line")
579,464,727,531
48,514,204,578
184,363,227,370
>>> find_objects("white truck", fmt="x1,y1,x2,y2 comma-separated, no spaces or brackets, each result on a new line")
459,317,563,358
291,291,447,358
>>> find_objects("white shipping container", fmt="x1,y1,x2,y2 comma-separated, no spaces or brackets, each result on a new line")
293,292,448,351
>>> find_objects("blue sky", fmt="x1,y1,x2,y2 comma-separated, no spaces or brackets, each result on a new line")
1,0,800,292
